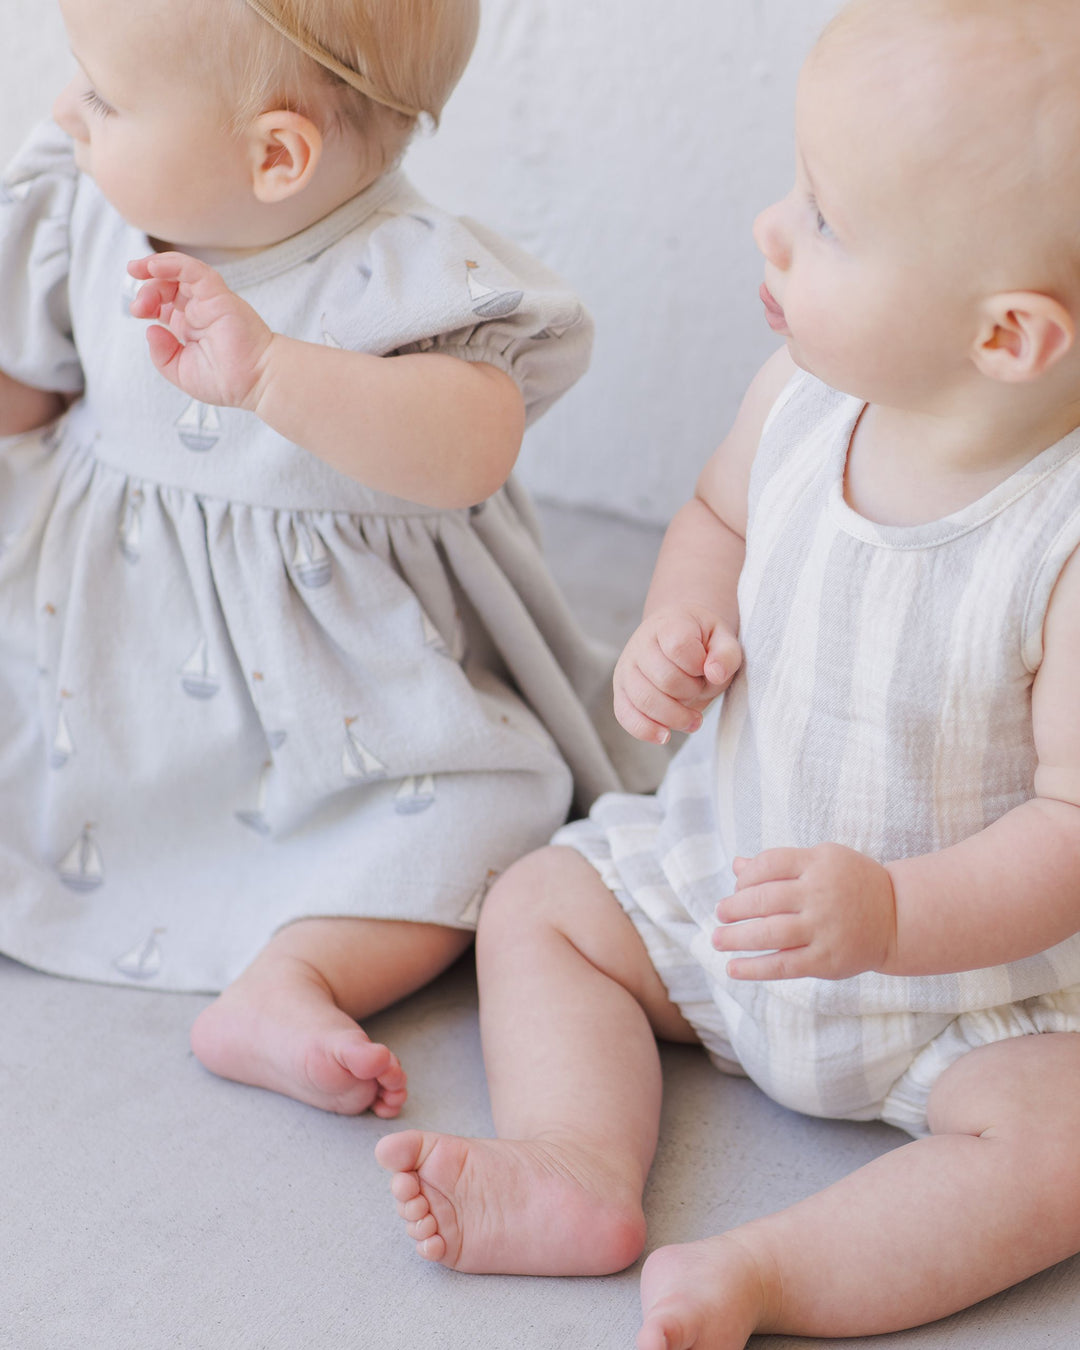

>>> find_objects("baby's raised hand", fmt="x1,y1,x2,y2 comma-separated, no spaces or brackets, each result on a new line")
713,844,897,981
613,605,741,745
128,253,274,411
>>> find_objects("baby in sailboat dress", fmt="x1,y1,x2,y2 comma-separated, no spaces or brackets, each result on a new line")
0,0,656,1115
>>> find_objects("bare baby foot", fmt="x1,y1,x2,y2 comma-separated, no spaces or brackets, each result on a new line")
374,1128,647,1275
637,1236,771,1350
190,956,407,1117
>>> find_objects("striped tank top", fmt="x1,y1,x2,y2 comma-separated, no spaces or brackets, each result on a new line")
714,372,1080,1015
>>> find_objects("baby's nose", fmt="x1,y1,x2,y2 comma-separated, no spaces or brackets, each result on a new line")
752,202,790,269
52,79,89,142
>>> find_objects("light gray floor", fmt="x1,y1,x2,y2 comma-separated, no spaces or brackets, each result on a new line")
3,503,1078,1350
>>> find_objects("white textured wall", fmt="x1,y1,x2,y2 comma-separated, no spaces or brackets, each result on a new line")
1,0,842,524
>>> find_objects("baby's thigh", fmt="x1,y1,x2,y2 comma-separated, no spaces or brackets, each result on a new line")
884,986,1080,1139
927,1029,1080,1138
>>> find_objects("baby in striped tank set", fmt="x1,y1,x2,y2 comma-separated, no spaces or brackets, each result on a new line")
376,0,1080,1343
0,0,661,1118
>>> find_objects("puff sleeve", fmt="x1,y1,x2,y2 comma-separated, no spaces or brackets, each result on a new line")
0,121,83,395
351,200,594,427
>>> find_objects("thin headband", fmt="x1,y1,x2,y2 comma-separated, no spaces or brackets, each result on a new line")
240,0,424,118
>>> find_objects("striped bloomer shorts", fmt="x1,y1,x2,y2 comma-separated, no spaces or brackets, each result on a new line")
554,722,1080,1139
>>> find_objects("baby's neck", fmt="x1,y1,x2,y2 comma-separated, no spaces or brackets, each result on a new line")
157,134,385,263
151,238,266,264
844,392,1080,528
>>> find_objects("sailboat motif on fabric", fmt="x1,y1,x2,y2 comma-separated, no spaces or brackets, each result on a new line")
394,774,436,816
115,928,165,981
175,400,222,452
465,260,524,320
58,825,104,893
50,701,75,769
293,521,332,589
180,637,221,700
342,719,388,782
236,761,273,836
529,311,578,342
118,487,144,564
250,672,287,750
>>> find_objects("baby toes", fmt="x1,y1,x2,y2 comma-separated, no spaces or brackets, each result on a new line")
399,1193,431,1225
390,1169,423,1206
408,1213,438,1242
417,1233,448,1262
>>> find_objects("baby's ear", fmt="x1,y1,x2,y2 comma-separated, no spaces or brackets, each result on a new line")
246,111,323,204
972,292,1075,383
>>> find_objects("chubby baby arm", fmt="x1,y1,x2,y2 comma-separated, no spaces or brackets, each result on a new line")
0,367,66,436
881,538,1080,977
715,543,1080,983
129,252,523,509
615,348,798,745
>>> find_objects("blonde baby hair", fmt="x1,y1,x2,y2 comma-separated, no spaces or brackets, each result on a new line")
219,0,480,169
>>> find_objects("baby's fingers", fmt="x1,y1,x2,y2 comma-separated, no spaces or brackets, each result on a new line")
635,641,711,708
128,251,223,294
619,663,703,731
614,683,688,745
703,627,742,688
144,323,185,380
713,910,805,952
723,948,812,982
731,848,807,889
653,613,712,679
716,878,799,925
128,276,180,321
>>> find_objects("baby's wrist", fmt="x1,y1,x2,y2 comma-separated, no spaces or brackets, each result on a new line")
246,330,287,418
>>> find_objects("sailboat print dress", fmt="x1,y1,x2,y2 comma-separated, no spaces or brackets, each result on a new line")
0,121,661,992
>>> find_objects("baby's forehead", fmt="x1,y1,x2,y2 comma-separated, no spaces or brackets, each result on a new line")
805,1,1080,284
810,3,1080,176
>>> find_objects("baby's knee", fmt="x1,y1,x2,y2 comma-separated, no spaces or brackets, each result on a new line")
480,845,587,935
479,845,623,958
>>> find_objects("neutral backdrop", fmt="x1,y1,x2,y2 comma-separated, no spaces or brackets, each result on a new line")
1,0,843,524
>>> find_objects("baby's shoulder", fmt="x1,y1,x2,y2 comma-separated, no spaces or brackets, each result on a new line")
359,177,584,310
311,175,592,420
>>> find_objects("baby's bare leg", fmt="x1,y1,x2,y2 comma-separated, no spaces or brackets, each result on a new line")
639,1031,1080,1350
191,917,471,1116
375,845,696,1274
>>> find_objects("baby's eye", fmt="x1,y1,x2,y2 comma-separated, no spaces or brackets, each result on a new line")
80,88,115,118
806,194,834,240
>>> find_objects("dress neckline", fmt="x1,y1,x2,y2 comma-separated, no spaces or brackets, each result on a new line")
140,170,409,291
